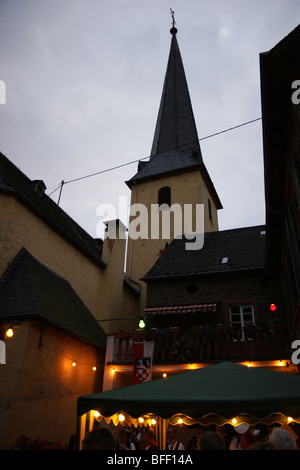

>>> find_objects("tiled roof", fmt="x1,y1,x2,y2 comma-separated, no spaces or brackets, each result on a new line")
143,225,266,280
127,149,201,185
0,248,106,348
0,152,105,268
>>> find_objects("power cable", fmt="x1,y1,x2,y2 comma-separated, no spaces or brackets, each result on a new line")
47,117,262,197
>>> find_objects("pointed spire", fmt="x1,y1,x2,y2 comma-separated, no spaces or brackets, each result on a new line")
150,21,202,160
126,19,208,188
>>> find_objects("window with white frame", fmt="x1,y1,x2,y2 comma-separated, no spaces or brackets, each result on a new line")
230,305,255,340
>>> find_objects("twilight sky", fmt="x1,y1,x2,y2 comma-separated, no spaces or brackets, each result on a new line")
0,0,299,239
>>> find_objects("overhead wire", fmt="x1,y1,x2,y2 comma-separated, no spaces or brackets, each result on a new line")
47,117,262,197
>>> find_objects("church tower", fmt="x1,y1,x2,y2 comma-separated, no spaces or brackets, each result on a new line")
125,23,222,311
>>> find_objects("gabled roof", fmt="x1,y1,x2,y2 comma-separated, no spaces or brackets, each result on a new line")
125,28,222,209
143,225,266,280
0,152,105,268
0,248,106,348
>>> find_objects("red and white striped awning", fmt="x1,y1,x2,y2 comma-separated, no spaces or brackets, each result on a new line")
143,304,218,315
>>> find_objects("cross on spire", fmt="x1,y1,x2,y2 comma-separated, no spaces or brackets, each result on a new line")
170,8,177,35
170,9,176,27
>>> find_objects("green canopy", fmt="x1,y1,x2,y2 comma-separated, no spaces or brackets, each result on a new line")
77,362,300,423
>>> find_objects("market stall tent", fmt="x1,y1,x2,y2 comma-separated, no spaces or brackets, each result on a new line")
76,362,300,449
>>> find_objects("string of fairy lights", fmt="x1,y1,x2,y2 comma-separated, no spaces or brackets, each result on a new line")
2,324,106,371
2,301,290,375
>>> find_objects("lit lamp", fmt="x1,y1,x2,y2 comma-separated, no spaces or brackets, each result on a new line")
6,328,13,338
138,318,145,329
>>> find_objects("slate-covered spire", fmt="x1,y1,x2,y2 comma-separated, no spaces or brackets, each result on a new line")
126,24,222,214
150,26,202,159
126,26,205,187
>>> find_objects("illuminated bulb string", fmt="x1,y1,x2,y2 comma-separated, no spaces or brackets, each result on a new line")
40,342,105,370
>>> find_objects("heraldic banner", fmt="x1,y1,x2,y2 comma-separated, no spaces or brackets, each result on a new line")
132,342,154,384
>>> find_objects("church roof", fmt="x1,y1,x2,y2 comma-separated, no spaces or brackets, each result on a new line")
0,152,105,268
142,225,266,280
126,28,222,208
0,248,107,348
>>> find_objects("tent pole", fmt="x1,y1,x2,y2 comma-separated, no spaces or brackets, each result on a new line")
76,414,86,450
158,417,169,450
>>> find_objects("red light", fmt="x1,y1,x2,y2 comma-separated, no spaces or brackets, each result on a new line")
270,303,277,312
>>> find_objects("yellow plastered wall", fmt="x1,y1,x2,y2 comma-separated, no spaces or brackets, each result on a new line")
0,194,138,334
0,194,103,320
0,320,104,450
99,221,139,334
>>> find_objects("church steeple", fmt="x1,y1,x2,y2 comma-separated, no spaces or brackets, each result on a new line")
150,25,202,160
125,18,222,314
126,21,216,190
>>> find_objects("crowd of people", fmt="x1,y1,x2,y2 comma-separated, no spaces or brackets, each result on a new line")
82,422,299,451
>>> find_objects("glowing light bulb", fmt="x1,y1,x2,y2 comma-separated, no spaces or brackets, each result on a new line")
163,372,167,378
119,414,125,422
178,418,183,424
92,365,97,371
72,361,76,367
138,417,144,424
287,417,293,423
6,328,13,338
232,418,237,425
151,419,156,425
94,411,100,418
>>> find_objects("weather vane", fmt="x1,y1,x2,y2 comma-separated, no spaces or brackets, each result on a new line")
170,9,176,28
170,8,177,35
